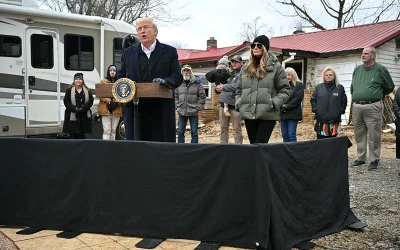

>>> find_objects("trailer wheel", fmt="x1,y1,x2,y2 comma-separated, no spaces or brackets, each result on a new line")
115,118,126,140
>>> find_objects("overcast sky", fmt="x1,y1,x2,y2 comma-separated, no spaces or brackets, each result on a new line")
157,0,304,49
156,0,399,50
35,0,399,50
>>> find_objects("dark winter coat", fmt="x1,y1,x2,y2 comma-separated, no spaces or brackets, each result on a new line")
235,52,290,121
63,86,94,135
175,80,206,116
280,81,304,121
393,87,400,138
118,40,183,142
99,64,122,116
218,70,241,106
310,82,347,124
205,69,230,86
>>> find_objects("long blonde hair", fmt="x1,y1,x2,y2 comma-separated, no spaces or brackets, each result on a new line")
70,79,89,89
285,67,300,85
245,46,268,78
322,66,339,87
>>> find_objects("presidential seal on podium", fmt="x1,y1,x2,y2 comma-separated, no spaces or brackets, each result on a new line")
112,78,136,103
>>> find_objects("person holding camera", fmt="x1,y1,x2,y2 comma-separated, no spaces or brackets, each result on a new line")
99,65,122,140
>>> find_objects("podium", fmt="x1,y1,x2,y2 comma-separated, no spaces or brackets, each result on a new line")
95,83,173,140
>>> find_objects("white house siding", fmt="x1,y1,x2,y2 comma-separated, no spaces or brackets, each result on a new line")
314,55,361,125
376,38,400,90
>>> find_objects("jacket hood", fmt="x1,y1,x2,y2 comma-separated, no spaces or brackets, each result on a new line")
266,52,278,66
106,65,118,82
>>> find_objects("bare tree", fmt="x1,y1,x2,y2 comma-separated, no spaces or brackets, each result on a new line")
39,0,190,25
269,0,400,30
166,40,188,48
39,0,66,11
237,16,275,42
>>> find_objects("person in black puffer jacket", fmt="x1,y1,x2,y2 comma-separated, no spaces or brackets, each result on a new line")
392,86,400,159
310,66,347,139
280,67,304,142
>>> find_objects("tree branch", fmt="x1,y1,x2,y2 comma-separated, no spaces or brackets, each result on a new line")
271,0,398,30
276,0,327,30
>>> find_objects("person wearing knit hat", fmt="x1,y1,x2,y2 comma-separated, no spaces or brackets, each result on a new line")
213,54,244,144
252,35,270,51
98,65,123,140
217,56,230,68
206,56,231,116
235,35,290,144
175,64,206,143
63,72,94,139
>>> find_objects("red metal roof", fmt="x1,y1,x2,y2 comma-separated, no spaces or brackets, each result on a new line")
270,20,400,53
177,42,251,63
178,42,282,63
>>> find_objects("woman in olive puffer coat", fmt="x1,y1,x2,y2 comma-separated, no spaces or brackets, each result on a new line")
235,35,290,144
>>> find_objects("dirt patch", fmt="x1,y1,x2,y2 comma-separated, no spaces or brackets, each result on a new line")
196,122,397,159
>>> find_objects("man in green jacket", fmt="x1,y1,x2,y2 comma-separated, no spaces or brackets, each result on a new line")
351,46,395,170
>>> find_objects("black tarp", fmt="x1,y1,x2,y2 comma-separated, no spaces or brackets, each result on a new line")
0,137,359,250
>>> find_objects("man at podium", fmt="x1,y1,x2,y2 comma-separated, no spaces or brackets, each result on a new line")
119,17,183,142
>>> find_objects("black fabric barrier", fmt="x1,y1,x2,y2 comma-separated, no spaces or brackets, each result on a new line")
0,137,359,250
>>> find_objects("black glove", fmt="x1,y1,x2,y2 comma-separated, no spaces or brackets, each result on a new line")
153,78,165,84
108,102,118,113
75,107,84,114
281,104,288,113
153,78,173,89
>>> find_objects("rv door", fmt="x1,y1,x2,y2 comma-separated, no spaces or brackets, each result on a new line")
25,28,60,127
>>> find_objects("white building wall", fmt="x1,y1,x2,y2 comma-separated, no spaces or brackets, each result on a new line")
376,38,400,90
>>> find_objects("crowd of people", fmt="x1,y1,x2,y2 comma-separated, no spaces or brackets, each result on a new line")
61,17,399,168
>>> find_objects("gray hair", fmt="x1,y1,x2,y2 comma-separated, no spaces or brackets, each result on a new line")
364,46,376,60
365,46,376,55
136,17,158,35
322,66,339,87
284,67,300,85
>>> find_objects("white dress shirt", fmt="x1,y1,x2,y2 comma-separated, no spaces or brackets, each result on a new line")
141,40,157,59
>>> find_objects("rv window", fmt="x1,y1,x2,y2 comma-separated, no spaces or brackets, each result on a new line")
0,35,22,57
31,34,54,69
64,34,94,71
113,37,123,70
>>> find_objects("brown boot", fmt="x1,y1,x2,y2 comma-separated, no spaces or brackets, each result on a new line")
224,109,230,117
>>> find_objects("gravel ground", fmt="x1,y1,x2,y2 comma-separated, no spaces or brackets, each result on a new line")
0,231,18,250
198,122,400,250
309,157,400,250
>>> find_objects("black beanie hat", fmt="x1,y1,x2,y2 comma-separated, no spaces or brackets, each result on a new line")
253,35,270,51
74,72,83,79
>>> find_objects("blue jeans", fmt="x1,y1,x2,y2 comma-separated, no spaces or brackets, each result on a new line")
281,120,298,142
177,116,198,143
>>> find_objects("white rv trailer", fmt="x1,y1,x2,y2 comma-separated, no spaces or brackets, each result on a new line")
0,3,138,138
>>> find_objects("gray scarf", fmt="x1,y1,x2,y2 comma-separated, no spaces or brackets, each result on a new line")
70,86,91,121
